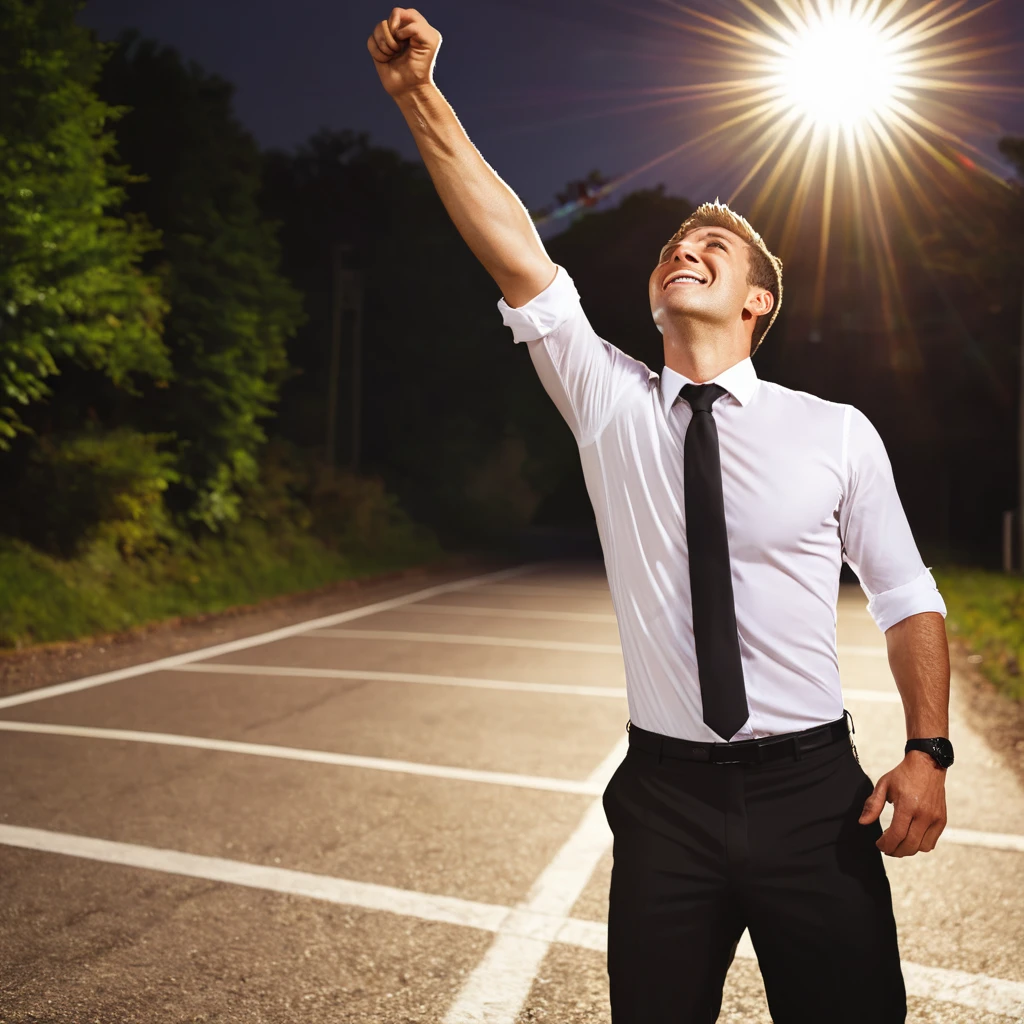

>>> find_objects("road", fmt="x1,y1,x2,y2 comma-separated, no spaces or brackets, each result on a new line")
0,560,1022,1023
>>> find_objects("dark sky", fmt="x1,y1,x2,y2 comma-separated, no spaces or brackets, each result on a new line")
77,0,1024,222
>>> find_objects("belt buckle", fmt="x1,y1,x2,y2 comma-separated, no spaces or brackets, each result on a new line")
711,744,749,764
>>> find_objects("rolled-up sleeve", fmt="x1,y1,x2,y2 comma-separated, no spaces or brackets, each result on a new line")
497,264,650,448
837,405,947,632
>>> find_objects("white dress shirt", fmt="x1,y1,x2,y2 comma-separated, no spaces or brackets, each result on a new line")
498,264,947,742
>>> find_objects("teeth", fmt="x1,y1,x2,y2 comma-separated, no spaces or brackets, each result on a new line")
668,276,703,285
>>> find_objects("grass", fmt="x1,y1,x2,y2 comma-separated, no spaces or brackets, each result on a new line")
931,564,1024,702
0,516,444,650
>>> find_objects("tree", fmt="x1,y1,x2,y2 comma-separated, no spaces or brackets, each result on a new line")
260,128,538,543
0,0,170,451
94,32,306,531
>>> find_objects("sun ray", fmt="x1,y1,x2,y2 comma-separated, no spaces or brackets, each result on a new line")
779,123,828,255
536,0,1018,348
727,117,798,202
812,124,841,319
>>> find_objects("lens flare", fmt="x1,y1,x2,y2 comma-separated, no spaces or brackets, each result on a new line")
532,0,1020,336
776,11,899,127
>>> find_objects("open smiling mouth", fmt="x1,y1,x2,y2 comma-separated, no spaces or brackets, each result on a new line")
664,271,708,287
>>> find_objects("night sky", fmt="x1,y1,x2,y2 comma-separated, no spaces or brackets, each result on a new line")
77,0,1024,227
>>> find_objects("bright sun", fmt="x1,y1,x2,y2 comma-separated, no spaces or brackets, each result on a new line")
531,0,1016,329
776,12,899,126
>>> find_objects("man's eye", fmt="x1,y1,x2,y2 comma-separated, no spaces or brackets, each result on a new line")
708,240,726,250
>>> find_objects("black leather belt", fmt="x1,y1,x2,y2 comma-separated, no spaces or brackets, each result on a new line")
626,711,853,764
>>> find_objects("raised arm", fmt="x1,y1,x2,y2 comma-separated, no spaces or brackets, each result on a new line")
367,7,555,307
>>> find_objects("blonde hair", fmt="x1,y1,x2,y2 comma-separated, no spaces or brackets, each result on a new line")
659,200,783,354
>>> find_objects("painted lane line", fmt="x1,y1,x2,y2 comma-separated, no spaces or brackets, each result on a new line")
942,827,1024,854
900,961,1024,1015
443,796,615,1023
3,720,1016,854
545,916,1024,1018
171,663,628,699
0,721,604,796
843,688,902,703
306,629,623,654
1,824,1021,1019
435,734,624,1023
307,632,882,659
176,663,892,704
0,824,508,934
171,665,896,707
466,584,613,599
0,564,539,712
586,736,630,788
398,604,619,623
837,645,888,657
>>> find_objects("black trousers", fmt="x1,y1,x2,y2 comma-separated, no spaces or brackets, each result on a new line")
602,717,906,1023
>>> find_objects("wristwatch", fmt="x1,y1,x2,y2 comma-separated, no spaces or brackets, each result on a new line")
905,737,954,769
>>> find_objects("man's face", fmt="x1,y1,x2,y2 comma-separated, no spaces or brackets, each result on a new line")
648,225,770,339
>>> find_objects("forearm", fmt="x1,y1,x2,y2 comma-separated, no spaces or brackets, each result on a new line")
393,83,550,294
884,611,950,738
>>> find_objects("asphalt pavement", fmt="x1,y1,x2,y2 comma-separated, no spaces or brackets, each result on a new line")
0,560,1022,1023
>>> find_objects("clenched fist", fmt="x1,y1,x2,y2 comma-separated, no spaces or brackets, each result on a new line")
367,8,442,98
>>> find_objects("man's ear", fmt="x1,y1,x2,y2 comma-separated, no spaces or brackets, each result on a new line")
746,287,773,319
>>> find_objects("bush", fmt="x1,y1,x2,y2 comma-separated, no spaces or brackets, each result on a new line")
5,426,181,559
932,565,1024,702
308,465,440,565
239,438,442,566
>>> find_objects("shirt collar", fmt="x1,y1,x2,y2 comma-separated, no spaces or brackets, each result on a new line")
660,356,760,416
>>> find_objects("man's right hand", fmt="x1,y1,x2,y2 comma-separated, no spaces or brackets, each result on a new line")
367,8,441,99
366,7,554,307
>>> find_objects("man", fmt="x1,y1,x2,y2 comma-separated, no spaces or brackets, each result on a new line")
369,9,953,1022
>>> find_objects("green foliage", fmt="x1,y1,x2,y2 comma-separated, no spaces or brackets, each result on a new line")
0,424,181,558
0,0,171,448
240,438,442,567
0,513,442,649
95,33,306,532
932,565,1024,702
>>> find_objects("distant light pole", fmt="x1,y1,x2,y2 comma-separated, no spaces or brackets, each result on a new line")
326,244,364,473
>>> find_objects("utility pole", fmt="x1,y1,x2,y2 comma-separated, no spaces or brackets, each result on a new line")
1019,277,1024,572
346,267,363,474
326,244,364,473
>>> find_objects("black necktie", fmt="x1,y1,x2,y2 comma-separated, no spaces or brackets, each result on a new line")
680,382,749,740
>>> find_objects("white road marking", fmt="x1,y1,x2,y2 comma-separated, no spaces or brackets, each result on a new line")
171,662,628,699
442,739,626,1023
400,603,619,623
5,720,1020,853
304,631,883,659
306,628,623,654
177,662,892,704
0,721,605,796
466,584,613,599
0,823,509,932
843,688,902,703
165,662,898,706
942,827,1024,854
0,564,539,712
1,823,1021,1019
